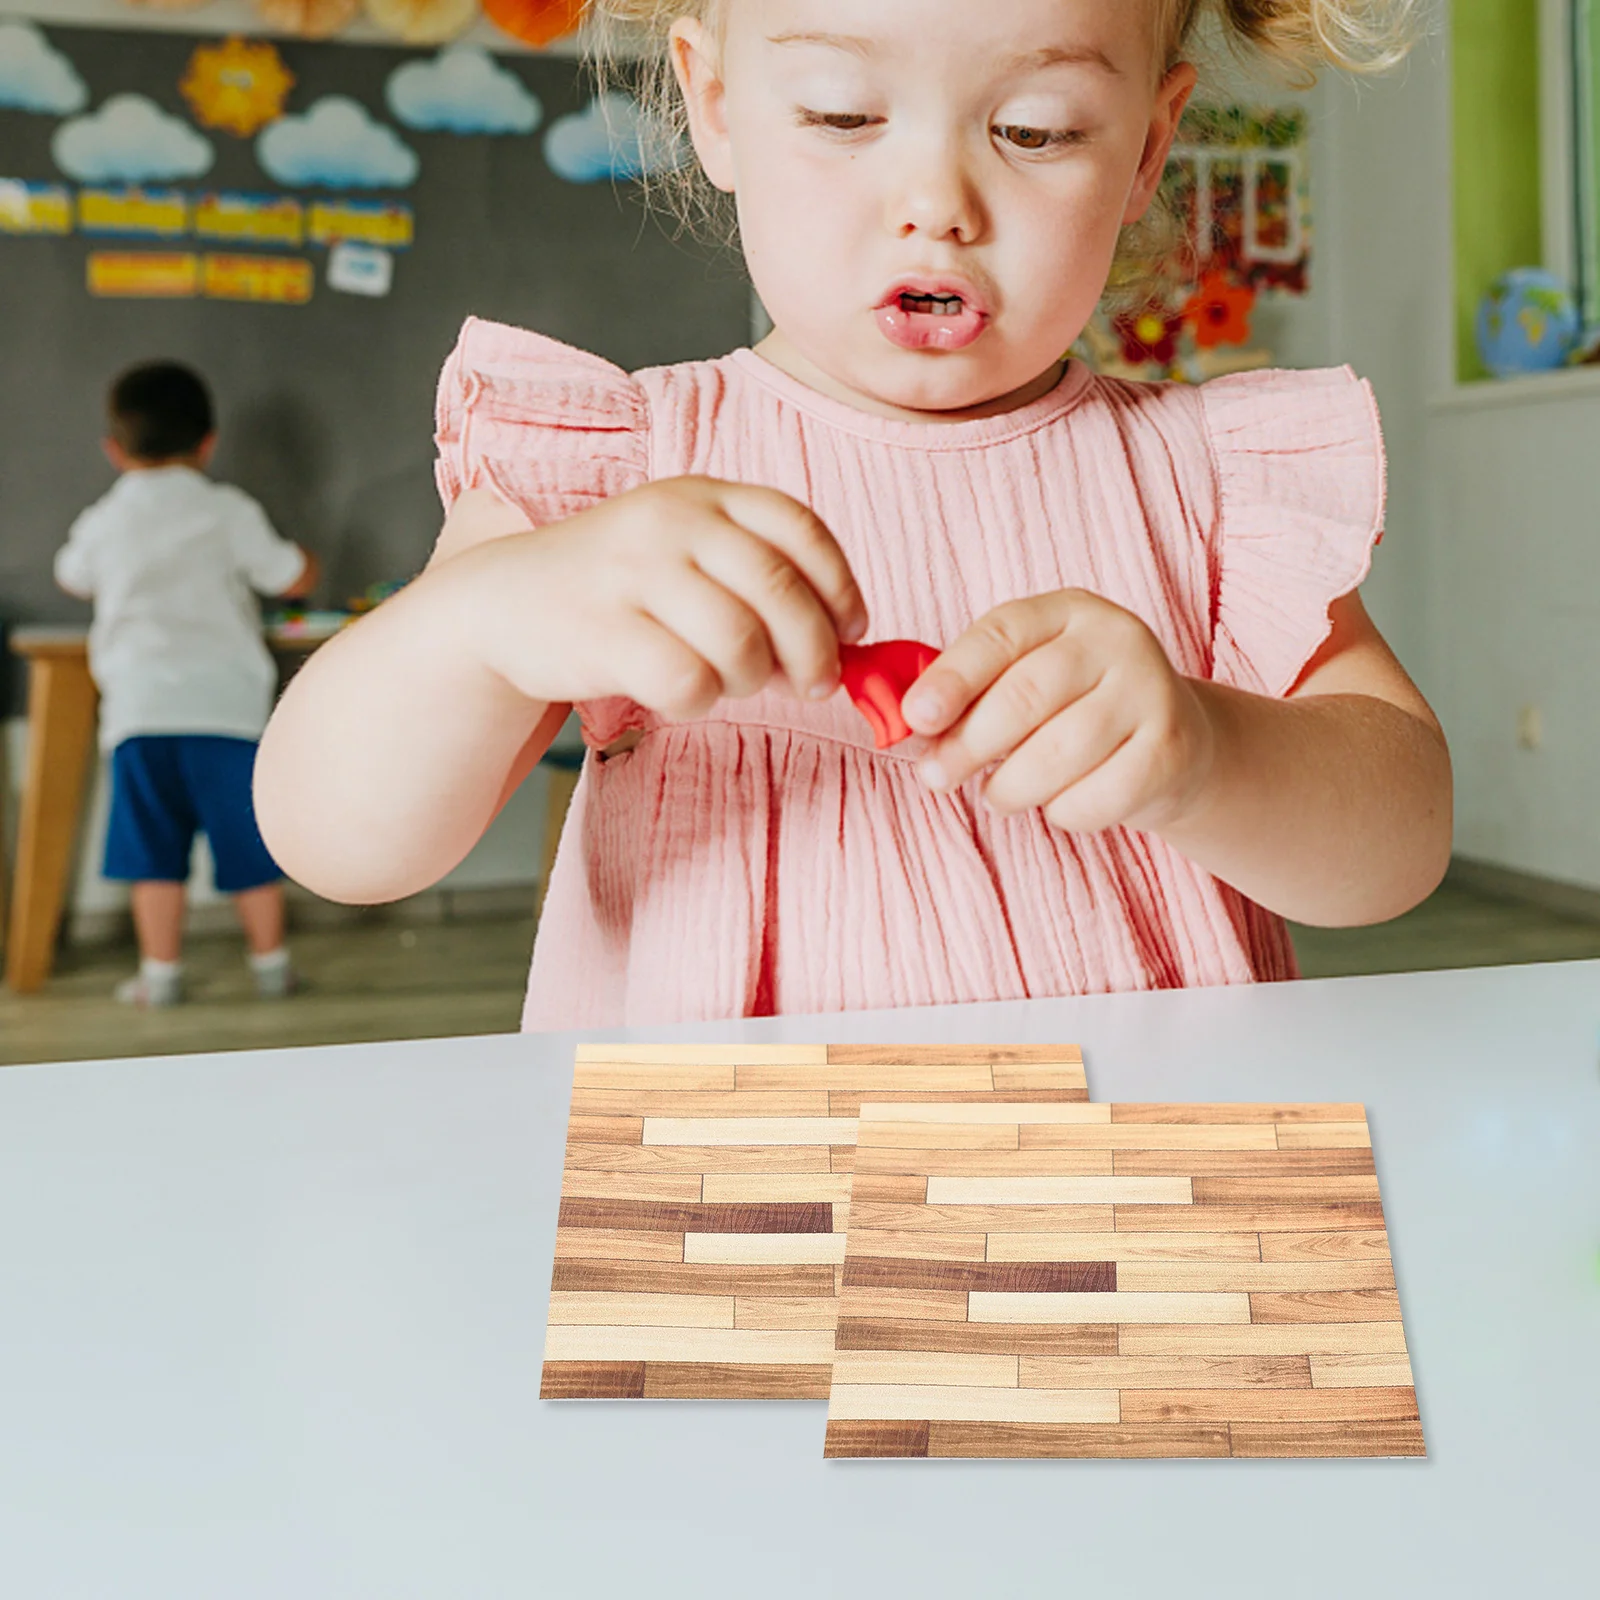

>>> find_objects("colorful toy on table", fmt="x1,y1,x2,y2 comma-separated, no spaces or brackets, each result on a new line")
347,580,408,614
263,607,354,640
838,638,940,749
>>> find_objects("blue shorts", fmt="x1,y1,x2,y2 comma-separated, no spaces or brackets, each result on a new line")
103,735,281,894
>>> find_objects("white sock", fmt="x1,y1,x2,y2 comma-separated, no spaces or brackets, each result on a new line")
140,957,183,981
248,946,290,975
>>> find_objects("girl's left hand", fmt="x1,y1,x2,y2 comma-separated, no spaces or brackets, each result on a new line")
900,589,1217,834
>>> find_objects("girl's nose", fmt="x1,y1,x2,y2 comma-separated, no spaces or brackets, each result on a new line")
886,138,988,245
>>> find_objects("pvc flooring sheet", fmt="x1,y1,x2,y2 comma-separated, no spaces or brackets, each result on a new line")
825,1102,1424,1459
541,1045,1089,1400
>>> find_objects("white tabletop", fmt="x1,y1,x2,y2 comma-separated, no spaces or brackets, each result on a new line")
1,962,1596,1598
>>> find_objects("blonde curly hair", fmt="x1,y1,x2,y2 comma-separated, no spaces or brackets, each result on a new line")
588,0,1420,296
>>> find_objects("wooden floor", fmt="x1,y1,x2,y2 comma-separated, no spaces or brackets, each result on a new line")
0,913,535,1067
3,881,1599,1068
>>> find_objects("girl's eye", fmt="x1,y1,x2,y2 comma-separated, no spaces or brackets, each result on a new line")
796,108,878,133
995,124,1078,152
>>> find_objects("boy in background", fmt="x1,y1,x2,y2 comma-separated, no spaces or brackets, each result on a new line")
55,361,317,1006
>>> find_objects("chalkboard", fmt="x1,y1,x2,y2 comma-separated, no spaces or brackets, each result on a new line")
0,23,751,714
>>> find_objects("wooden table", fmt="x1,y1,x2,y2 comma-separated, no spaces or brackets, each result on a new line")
3,624,588,992
3,625,332,992
0,963,1594,1594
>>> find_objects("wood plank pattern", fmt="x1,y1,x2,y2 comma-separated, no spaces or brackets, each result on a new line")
916,1422,1234,1459
841,1258,1116,1293
834,1318,1120,1357
543,1044,1087,1400
826,1102,1422,1459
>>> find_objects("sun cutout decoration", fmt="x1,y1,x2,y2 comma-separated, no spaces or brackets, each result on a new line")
180,38,296,138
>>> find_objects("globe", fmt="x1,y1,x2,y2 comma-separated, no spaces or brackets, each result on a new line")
1475,267,1580,377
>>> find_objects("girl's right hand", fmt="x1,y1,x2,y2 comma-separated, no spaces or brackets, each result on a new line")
438,476,870,718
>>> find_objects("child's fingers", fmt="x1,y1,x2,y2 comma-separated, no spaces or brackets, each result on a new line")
1038,731,1162,835
919,637,1103,791
641,567,777,701
690,515,850,699
901,596,1070,735
978,683,1132,814
613,611,728,721
712,483,870,647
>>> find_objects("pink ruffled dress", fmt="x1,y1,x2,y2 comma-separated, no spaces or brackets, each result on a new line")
434,318,1386,1031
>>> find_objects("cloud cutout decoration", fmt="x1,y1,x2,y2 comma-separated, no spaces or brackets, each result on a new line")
543,93,683,185
53,94,214,185
386,43,542,135
0,21,87,115
256,96,419,190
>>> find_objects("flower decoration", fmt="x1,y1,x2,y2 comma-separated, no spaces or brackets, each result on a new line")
1114,306,1183,367
366,0,480,44
252,0,362,39
181,38,295,137
1181,269,1255,350
483,0,586,48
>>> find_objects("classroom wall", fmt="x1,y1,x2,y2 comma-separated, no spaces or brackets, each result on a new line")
1316,7,1600,894
0,10,748,920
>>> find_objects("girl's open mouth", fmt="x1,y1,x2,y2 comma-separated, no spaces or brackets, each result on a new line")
876,285,989,351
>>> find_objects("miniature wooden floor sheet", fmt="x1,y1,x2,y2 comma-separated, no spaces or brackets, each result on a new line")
825,1102,1423,1459
541,1045,1088,1400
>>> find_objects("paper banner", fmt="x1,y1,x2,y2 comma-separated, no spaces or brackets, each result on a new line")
308,197,412,249
0,178,72,234
86,249,315,302
194,192,305,247
87,251,200,297
78,186,189,239
203,252,314,303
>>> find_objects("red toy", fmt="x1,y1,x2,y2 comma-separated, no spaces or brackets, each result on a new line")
838,639,941,749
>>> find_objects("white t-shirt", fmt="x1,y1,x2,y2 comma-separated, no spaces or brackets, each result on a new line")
54,467,307,751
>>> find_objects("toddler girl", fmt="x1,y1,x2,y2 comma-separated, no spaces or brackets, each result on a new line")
256,0,1450,1029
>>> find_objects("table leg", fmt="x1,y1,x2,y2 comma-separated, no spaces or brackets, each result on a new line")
5,656,98,992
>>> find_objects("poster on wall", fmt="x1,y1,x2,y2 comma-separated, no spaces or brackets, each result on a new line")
0,22,682,310
0,27,630,307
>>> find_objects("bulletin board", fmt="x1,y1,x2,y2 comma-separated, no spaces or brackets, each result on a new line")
0,23,750,714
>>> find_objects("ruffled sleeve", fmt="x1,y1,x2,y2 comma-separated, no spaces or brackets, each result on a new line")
1199,365,1386,697
434,316,650,526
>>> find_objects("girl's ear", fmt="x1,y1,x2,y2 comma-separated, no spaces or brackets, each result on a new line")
1122,61,1197,225
670,17,736,193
